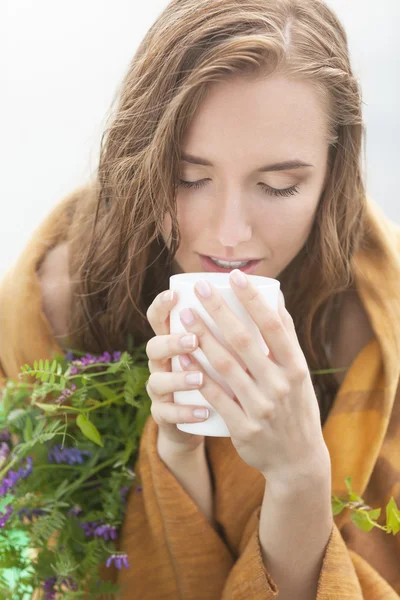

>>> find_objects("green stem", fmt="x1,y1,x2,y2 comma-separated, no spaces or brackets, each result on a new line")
59,456,117,499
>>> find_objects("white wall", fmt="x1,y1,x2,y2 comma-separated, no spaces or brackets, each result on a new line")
2,0,399,279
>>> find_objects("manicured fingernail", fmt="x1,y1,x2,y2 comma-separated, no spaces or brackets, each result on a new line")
193,407,209,419
162,290,173,302
180,308,195,325
180,335,196,349
230,269,247,287
195,280,212,298
179,354,192,368
185,372,203,386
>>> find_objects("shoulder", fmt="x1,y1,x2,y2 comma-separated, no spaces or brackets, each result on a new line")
330,289,375,386
37,241,72,349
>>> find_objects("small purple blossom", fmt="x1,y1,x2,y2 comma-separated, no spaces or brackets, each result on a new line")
93,523,118,541
43,576,77,599
120,485,130,504
0,442,10,467
0,505,13,527
136,485,143,493
78,519,103,537
68,350,122,374
0,456,33,497
65,351,75,362
68,504,83,517
55,384,77,404
48,445,91,465
17,507,47,522
0,430,10,442
106,553,129,569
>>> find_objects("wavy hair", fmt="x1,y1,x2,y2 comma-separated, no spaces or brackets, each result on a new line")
67,0,368,426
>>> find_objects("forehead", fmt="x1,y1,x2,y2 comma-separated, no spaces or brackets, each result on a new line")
182,73,328,166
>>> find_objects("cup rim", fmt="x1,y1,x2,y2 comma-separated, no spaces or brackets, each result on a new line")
169,272,279,287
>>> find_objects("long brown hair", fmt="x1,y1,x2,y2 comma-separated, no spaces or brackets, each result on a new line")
66,0,369,426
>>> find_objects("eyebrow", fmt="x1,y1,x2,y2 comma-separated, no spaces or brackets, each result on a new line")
181,152,314,172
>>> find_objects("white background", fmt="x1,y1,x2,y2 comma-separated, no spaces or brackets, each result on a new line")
1,0,399,279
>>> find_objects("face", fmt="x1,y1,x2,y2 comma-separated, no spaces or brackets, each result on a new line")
161,72,330,277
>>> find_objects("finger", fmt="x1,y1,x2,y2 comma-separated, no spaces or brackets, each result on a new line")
146,333,198,362
147,369,204,395
151,400,210,425
191,279,280,381
146,289,177,335
178,310,261,417
179,352,245,430
226,271,297,366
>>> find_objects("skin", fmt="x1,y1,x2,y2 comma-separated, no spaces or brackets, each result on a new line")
161,72,330,276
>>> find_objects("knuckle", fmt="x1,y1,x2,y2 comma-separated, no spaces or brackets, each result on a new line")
213,356,234,376
275,382,290,400
289,364,308,384
259,314,282,334
230,329,253,350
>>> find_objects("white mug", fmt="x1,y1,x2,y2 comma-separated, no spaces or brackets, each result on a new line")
169,272,280,437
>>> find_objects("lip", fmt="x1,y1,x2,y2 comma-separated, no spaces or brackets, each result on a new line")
199,254,261,274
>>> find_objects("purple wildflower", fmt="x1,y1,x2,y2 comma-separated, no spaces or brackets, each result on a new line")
120,485,130,504
93,523,118,541
0,442,10,467
17,507,47,522
0,430,10,442
136,485,143,493
0,505,13,527
65,351,75,362
68,350,122,374
0,456,33,497
55,384,77,404
78,519,103,537
68,504,83,517
43,576,57,600
105,553,129,569
48,445,91,465
42,576,77,600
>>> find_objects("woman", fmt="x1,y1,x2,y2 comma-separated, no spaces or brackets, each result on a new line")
1,0,400,598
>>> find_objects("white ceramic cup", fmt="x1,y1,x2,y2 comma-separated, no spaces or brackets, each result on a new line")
169,272,280,437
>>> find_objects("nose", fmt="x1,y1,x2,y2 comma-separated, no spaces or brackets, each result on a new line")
213,190,252,247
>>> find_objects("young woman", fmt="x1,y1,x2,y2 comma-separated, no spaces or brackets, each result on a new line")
1,0,399,598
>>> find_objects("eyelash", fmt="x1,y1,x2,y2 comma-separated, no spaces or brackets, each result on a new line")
178,179,299,198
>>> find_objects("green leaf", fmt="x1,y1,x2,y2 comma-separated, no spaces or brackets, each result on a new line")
331,496,345,516
0,494,14,512
351,508,381,532
386,497,400,535
23,417,33,442
76,414,103,447
34,402,59,413
344,477,361,502
92,383,115,400
134,398,151,437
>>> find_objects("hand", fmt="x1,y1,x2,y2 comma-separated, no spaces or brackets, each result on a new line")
145,289,209,456
177,270,331,484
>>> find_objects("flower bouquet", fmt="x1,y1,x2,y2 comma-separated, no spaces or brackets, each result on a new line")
0,337,399,599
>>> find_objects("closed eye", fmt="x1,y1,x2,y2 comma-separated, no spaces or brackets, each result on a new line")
178,179,299,198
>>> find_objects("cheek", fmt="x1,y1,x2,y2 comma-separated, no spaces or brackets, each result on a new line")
176,197,207,237
260,201,317,249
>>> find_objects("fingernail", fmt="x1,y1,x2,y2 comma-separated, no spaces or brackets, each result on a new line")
195,280,212,298
193,408,209,419
179,354,192,367
180,308,195,325
230,269,247,288
185,372,203,386
180,334,196,349
162,290,173,302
